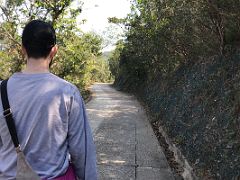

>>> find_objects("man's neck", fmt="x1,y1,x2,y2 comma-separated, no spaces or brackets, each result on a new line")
22,57,50,74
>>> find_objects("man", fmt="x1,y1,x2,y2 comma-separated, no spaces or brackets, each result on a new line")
0,20,97,179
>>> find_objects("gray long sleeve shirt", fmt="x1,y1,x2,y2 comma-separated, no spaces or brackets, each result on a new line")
0,72,97,180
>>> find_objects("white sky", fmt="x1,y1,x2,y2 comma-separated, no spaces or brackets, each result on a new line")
78,0,131,32
76,0,131,51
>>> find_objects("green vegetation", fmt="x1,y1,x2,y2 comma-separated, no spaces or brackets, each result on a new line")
1,0,240,178
0,0,112,99
109,0,240,179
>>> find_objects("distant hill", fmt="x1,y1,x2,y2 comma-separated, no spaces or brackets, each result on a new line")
101,51,113,61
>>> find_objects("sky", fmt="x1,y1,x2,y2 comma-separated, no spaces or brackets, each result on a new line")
76,0,131,51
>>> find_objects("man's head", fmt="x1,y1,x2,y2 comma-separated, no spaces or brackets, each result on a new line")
22,20,57,59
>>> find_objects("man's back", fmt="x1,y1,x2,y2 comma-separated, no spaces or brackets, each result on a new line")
0,72,97,179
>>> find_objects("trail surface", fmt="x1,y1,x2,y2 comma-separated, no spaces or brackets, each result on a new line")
86,83,174,180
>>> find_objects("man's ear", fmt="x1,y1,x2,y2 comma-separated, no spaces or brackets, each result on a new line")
49,45,58,59
22,46,27,57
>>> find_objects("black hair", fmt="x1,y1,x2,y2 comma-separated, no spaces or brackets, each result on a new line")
22,20,56,59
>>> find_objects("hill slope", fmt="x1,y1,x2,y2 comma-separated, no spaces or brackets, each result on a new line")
115,55,240,179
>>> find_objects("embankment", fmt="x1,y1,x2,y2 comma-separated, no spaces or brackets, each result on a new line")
114,55,240,179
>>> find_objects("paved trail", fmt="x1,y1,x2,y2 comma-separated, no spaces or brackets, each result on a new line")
86,83,174,180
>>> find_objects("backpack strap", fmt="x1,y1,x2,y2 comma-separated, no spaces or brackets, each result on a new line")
1,79,21,152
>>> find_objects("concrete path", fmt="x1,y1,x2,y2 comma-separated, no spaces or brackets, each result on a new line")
85,83,174,180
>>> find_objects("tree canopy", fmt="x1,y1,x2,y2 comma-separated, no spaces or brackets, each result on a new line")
0,0,112,98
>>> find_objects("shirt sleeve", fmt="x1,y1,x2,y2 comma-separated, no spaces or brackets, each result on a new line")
67,89,97,180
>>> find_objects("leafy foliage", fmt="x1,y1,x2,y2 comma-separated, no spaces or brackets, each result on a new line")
108,40,124,79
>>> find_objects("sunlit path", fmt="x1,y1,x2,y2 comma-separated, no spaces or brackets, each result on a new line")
86,83,174,180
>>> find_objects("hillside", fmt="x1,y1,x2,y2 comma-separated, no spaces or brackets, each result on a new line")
108,1,240,178
114,55,240,179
